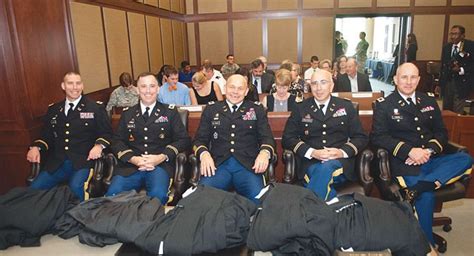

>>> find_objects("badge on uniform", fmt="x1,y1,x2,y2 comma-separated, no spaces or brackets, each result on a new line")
242,108,257,121
159,133,165,139
156,116,169,123
80,112,94,119
304,130,309,135
213,132,218,139
333,108,347,117
50,119,57,125
391,108,403,120
211,120,220,126
302,114,313,123
420,106,434,113
127,123,135,129
129,134,135,141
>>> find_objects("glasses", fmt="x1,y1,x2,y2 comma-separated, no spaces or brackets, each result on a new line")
310,80,330,86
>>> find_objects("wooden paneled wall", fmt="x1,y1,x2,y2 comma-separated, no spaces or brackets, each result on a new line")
185,0,474,66
70,0,187,93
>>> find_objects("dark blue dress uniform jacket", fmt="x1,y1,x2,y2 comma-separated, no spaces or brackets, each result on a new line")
282,96,368,181
111,102,191,177
31,96,112,172
193,100,276,171
370,91,448,177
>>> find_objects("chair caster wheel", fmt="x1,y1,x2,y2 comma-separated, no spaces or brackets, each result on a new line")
443,224,452,232
437,241,447,253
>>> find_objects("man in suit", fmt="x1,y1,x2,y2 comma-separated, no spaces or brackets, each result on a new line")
249,58,275,94
193,74,276,204
440,25,474,113
371,63,472,245
282,69,369,200
335,58,372,92
106,72,191,205
26,71,113,201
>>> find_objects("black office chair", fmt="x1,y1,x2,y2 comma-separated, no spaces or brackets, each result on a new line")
373,141,471,253
95,109,190,206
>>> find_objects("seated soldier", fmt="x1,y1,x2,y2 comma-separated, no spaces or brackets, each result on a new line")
282,69,369,201
106,72,139,114
26,71,113,201
193,74,276,204
106,72,191,204
370,62,473,246
158,66,192,106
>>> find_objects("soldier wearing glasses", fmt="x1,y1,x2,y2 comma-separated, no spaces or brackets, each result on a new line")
282,69,368,200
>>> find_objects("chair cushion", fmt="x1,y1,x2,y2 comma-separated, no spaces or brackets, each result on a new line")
335,182,366,196
434,181,466,202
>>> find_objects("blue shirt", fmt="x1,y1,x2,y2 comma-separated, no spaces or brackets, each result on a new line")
158,82,191,106
179,71,194,83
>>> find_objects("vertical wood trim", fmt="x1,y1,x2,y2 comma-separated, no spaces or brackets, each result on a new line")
297,17,302,63
443,14,451,45
184,21,189,61
335,0,339,9
193,0,198,14
125,12,135,77
100,7,112,87
227,0,233,54
144,15,152,72
171,20,176,66
410,0,415,8
64,0,79,71
263,18,268,58
262,0,267,11
158,18,165,66
195,22,201,65
371,0,376,9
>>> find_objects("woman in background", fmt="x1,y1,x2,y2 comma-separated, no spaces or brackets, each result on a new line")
189,71,223,105
406,33,418,62
262,69,296,112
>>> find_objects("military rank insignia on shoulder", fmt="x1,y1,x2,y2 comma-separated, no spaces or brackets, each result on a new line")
208,101,215,105
254,101,261,106
122,107,130,112
343,97,351,102
427,92,435,97
96,101,104,105
376,97,385,103
168,104,175,109
48,102,55,107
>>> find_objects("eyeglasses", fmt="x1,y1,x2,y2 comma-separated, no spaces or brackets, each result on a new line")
310,80,330,86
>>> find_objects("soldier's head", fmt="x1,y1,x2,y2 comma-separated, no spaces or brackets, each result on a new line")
346,58,358,77
450,25,465,45
225,74,248,105
137,72,159,106
394,63,420,97
119,72,134,88
359,32,366,40
226,54,235,64
61,71,83,101
310,69,334,102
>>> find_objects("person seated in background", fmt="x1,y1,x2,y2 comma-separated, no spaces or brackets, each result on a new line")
258,56,275,76
303,55,320,81
189,71,224,105
156,64,172,86
276,61,305,102
262,69,297,112
335,57,372,92
319,59,333,73
193,74,276,204
220,54,240,80
202,60,227,95
178,60,194,83
158,66,192,106
26,71,113,201
249,58,275,94
235,67,258,102
106,72,139,114
106,72,191,204
334,55,348,79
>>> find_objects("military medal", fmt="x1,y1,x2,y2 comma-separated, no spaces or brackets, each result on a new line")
213,132,218,139
304,130,309,136
159,133,165,139
129,134,135,141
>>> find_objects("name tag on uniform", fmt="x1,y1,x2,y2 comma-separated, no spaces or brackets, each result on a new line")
211,120,220,126
156,116,169,123
391,108,403,120
302,114,313,123
80,112,94,119
50,119,57,125
127,123,135,129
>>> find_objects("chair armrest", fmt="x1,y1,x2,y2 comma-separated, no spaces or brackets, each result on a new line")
356,148,374,196
265,155,278,184
171,153,187,200
103,153,118,186
282,150,296,184
374,148,402,200
189,154,200,187
445,141,468,154
27,162,41,185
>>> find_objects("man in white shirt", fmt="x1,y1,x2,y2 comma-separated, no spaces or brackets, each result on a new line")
335,58,372,92
203,61,227,95
304,56,320,81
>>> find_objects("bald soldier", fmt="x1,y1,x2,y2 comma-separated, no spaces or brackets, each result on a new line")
193,74,276,203
371,63,473,245
282,69,368,200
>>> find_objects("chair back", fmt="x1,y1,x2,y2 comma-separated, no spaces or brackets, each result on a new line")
426,61,441,76
177,109,189,131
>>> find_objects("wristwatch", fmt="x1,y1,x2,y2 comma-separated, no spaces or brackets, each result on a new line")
426,148,435,155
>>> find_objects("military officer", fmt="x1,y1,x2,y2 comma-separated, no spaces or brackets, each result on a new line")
370,63,472,245
282,69,368,201
26,71,113,201
106,72,191,205
193,74,276,204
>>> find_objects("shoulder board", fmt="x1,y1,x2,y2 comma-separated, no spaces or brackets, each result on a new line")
376,97,385,103
168,104,175,109
343,97,351,102
122,107,130,111
427,92,435,97
208,101,215,105
96,101,103,105
48,102,54,107
254,101,261,106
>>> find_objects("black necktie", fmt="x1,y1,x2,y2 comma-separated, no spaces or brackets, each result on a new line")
318,104,325,116
232,104,238,113
406,97,414,105
66,103,74,116
143,107,150,121
452,45,458,58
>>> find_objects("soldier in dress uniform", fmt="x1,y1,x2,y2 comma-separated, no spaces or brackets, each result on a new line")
105,72,191,205
193,74,276,204
370,63,473,245
26,71,113,201
282,69,368,201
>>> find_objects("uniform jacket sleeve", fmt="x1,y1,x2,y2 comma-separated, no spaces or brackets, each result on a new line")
426,101,448,154
339,104,369,157
192,105,213,157
94,103,113,148
282,106,311,158
255,105,276,157
31,106,55,151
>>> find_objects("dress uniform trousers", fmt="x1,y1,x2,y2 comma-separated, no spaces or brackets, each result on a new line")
304,159,347,200
399,152,472,244
200,157,264,204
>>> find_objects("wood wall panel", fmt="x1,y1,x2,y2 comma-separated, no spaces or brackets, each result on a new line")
170,0,180,13
173,21,185,67
377,0,410,7
185,0,194,14
268,19,298,63
449,15,474,40
302,17,334,63
0,43,15,122
339,0,372,8
413,15,445,61
452,0,474,6
144,0,158,7
187,23,197,65
415,0,447,6
233,19,263,64
70,2,109,93
103,8,132,86
303,0,334,9
233,0,262,12
128,13,150,77
198,0,227,14
146,16,164,73
199,21,228,64
266,0,298,10
159,0,171,10
160,18,175,66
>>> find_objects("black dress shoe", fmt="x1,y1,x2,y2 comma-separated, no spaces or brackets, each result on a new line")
400,188,418,206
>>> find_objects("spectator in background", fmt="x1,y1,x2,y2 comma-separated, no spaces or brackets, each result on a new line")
158,66,192,106
250,58,275,94
258,56,275,76
106,72,139,114
236,67,258,102
335,57,372,92
220,54,240,79
189,71,223,105
355,32,369,73
335,55,348,79
262,69,297,112
157,64,172,86
202,60,227,95
319,59,333,73
406,33,418,63
303,56,320,81
335,31,345,59
278,61,305,102
178,61,194,83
